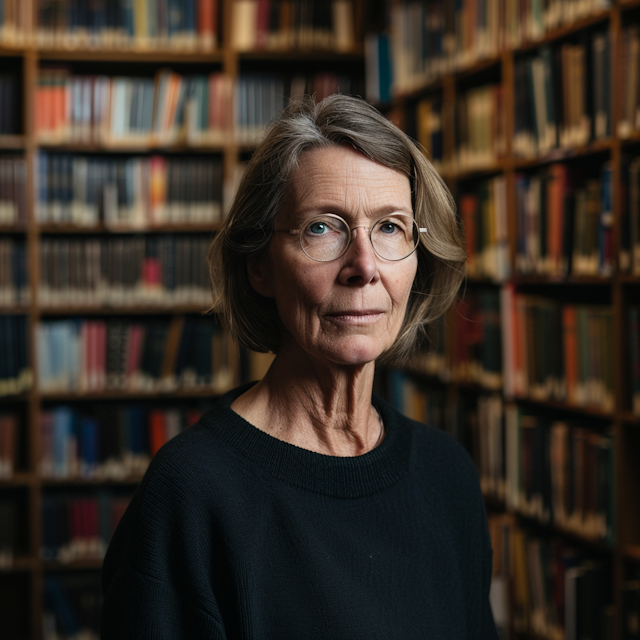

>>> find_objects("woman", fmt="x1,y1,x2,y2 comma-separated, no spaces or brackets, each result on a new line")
101,94,498,639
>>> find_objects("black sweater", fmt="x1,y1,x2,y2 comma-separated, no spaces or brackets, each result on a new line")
101,385,498,639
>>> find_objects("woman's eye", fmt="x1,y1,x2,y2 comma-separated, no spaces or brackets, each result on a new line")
380,223,398,234
308,222,328,235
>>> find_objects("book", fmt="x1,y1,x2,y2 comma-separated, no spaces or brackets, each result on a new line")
35,70,232,148
0,314,31,397
40,404,210,480
0,157,28,226
37,316,236,394
36,153,222,227
230,0,354,52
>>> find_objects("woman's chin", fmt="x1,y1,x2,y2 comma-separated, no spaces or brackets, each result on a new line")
313,336,389,369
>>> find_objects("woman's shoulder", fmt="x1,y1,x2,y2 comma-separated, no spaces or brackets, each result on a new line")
374,395,480,492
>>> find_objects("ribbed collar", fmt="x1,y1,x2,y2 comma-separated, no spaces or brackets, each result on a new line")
201,384,412,499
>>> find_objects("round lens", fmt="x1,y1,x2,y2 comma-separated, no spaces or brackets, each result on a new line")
300,215,350,262
371,214,419,260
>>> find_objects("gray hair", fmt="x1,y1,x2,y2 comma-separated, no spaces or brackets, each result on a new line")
207,94,465,363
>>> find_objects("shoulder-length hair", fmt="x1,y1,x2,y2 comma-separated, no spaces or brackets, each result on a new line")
207,94,465,364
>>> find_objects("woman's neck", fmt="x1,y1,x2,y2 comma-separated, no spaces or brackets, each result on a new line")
230,348,382,457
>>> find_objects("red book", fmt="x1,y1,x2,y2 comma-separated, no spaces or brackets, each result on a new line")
149,410,167,457
255,0,270,49
198,0,218,48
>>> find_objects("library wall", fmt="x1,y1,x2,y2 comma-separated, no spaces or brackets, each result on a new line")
2,0,640,638
366,0,640,638
0,1,365,638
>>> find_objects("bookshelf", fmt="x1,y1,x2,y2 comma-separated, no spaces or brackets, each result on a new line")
0,1,366,638
368,0,640,637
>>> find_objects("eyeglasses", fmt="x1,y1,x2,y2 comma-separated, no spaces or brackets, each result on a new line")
274,213,427,262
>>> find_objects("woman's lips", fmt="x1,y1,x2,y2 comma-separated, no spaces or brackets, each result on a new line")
324,311,385,325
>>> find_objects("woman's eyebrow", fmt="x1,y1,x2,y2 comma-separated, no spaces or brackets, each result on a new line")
295,204,414,218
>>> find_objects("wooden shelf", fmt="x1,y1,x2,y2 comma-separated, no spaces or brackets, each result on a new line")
624,545,640,561
40,388,226,401
0,557,37,573
620,411,640,424
0,224,28,234
0,135,25,149
0,306,29,314
512,274,614,286
41,476,144,486
37,222,219,234
512,138,613,169
37,47,224,63
237,48,364,61
0,473,34,486
42,559,104,571
512,395,615,420
38,304,208,316
36,141,226,154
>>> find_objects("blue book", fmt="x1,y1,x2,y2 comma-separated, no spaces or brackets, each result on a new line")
53,406,73,477
168,0,183,38
44,577,81,636
121,0,134,38
378,33,392,105
183,0,195,39
80,417,98,477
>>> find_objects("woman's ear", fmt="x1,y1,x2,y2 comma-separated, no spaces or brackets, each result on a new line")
247,253,274,298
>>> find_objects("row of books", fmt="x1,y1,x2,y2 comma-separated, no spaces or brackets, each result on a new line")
39,235,210,307
455,84,505,171
36,153,223,227
630,306,640,418
35,69,233,147
488,514,615,638
36,0,218,50
0,74,18,135
414,97,443,172
410,289,503,390
0,315,31,397
386,372,615,544
618,25,640,139
41,492,130,562
0,0,31,45
0,157,28,226
387,0,610,95
620,155,640,276
505,406,615,544
364,32,392,105
230,0,354,52
459,176,510,282
234,72,362,144
0,413,18,478
36,316,236,394
40,404,208,480
514,35,610,158
501,287,615,411
514,163,613,278
34,68,361,148
0,238,28,305
44,574,102,640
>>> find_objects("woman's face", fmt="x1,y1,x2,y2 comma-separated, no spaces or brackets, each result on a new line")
249,145,418,367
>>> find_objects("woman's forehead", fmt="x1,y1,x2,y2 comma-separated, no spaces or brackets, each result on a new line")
286,146,412,216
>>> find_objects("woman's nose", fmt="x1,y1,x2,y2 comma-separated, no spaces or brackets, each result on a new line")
338,227,379,286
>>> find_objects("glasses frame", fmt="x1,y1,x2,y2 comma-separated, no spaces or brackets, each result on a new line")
274,213,428,263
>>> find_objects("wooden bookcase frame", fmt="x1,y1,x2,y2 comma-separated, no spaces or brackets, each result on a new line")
383,0,640,637
0,0,366,637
